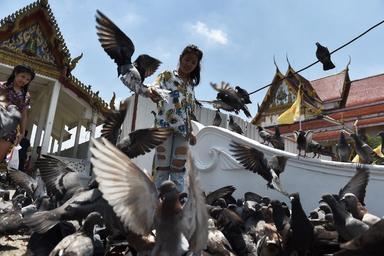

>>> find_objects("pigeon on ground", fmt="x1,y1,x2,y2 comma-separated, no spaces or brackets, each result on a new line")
49,212,104,256
321,194,369,241
336,132,352,162
315,42,335,71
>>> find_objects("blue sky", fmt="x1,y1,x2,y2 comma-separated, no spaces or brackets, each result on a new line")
1,0,384,120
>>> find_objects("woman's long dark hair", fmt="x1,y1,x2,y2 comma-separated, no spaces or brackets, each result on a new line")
179,44,203,86
6,64,35,97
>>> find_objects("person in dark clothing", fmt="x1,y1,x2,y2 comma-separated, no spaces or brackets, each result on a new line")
18,130,30,171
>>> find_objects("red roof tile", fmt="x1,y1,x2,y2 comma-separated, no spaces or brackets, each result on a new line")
310,70,346,102
346,74,384,107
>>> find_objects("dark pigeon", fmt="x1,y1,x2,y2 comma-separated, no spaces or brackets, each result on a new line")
211,82,252,118
230,141,289,196
315,42,335,71
212,110,222,127
336,131,352,162
270,126,285,150
235,86,252,104
96,10,161,80
294,130,313,157
350,133,382,164
229,116,244,135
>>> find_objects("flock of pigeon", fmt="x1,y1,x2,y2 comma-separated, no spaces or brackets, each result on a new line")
1,113,384,255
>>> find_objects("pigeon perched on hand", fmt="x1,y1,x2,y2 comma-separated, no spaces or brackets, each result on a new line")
315,42,335,71
96,10,169,101
96,10,161,79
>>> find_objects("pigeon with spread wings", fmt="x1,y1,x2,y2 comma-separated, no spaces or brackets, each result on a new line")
96,10,169,100
90,138,208,255
229,141,289,196
101,108,172,158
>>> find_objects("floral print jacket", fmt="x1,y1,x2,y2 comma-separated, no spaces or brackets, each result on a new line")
121,70,196,137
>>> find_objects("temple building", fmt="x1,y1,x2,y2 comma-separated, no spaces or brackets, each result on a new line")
252,62,384,158
0,0,111,168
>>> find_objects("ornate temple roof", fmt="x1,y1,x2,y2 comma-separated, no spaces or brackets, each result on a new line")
0,0,110,115
346,73,384,107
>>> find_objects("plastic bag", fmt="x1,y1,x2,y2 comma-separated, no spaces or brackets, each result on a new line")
7,145,21,170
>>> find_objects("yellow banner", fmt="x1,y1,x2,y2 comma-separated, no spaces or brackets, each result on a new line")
277,88,301,125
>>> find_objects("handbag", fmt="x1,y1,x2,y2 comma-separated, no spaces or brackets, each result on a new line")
7,145,21,169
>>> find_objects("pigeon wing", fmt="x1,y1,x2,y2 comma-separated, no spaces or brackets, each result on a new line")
90,138,158,235
118,128,172,158
101,108,127,145
96,10,135,67
181,153,209,252
7,168,37,198
229,141,272,182
206,185,236,205
134,54,161,79
338,166,369,204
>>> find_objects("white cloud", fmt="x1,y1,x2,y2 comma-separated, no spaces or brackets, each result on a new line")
191,21,228,45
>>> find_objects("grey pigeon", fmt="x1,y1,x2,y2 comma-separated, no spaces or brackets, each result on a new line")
35,155,92,202
315,42,335,70
257,126,273,145
230,141,289,196
336,132,351,162
229,116,243,135
7,167,47,200
206,218,236,256
48,212,104,256
338,166,369,206
90,138,208,255
212,110,222,126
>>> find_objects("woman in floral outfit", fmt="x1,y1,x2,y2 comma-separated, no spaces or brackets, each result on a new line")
122,45,203,191
0,64,35,162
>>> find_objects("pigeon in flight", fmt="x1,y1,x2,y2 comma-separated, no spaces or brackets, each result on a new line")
90,138,208,255
230,141,289,196
235,86,252,104
315,42,335,71
96,10,161,79
96,10,169,100
211,82,252,118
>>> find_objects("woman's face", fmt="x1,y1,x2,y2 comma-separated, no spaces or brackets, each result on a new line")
14,72,32,88
179,53,199,76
